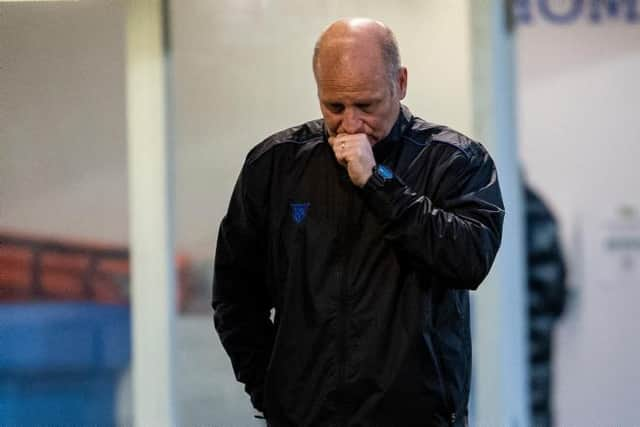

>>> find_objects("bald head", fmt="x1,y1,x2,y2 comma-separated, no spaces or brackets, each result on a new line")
313,18,401,84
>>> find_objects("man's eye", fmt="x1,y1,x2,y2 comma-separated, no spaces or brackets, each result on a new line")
356,103,372,112
328,103,344,113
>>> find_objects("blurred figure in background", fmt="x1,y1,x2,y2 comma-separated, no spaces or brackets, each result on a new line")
524,184,567,427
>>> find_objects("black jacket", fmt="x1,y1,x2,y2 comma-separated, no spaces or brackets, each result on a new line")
212,105,504,427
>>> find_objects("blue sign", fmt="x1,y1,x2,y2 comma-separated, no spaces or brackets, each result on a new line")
513,0,640,24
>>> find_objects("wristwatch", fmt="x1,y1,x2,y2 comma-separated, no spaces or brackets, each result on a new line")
367,164,394,188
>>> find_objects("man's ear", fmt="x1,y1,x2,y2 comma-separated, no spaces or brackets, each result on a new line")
397,67,408,100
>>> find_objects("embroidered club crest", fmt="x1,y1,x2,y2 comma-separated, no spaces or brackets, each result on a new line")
290,202,310,224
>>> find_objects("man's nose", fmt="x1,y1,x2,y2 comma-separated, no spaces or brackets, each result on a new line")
341,108,364,134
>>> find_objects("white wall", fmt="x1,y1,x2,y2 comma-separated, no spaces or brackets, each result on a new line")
0,1,128,243
516,11,640,426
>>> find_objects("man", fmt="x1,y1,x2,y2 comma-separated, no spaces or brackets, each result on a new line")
213,18,504,427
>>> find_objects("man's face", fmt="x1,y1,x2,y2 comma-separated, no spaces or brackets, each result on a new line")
315,51,407,144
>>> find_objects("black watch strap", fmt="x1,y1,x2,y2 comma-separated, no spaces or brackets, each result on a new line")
367,164,394,188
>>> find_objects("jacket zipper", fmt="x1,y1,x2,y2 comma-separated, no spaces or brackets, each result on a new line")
336,172,352,427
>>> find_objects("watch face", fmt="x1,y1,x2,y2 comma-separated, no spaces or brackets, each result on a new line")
378,165,393,180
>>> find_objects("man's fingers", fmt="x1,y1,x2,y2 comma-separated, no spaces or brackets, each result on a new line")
328,136,347,151
335,148,348,167
328,136,347,164
329,134,371,169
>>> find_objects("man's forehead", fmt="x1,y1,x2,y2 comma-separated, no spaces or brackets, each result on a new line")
318,34,382,62
316,70,389,104
318,82,386,100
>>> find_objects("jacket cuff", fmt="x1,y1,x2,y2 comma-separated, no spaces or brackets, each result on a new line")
246,383,265,412
361,170,410,223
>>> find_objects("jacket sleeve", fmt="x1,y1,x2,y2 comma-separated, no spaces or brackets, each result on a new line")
212,158,275,412
361,143,504,290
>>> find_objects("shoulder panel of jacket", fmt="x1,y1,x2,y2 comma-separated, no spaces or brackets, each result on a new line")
246,119,325,166
419,122,486,163
401,115,493,181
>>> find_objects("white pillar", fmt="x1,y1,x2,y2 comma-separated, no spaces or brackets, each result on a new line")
125,1,177,426
470,1,529,426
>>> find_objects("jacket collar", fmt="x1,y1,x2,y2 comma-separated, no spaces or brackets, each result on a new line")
372,104,413,163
